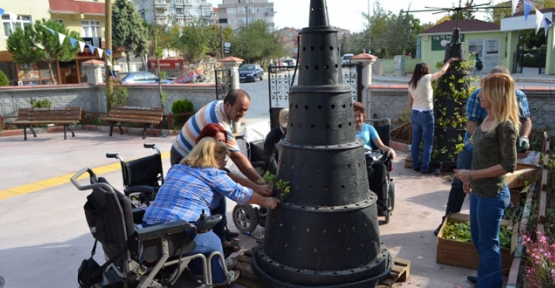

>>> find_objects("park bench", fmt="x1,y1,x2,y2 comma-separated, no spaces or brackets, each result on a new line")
101,106,164,139
12,107,84,140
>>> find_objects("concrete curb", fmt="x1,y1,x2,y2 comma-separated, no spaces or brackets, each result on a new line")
0,125,178,138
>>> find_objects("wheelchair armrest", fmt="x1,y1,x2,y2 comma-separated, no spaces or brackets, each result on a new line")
126,185,157,194
132,208,146,224
137,220,196,241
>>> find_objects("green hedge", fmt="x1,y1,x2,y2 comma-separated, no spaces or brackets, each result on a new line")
172,99,194,127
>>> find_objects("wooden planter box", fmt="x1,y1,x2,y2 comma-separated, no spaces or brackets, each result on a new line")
436,213,517,274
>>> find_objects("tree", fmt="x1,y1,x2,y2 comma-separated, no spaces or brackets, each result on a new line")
112,0,148,71
230,20,284,63
33,19,81,84
448,0,477,20
205,24,234,58
6,27,44,66
175,19,211,63
361,2,423,58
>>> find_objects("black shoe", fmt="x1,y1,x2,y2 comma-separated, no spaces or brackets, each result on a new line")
434,227,441,236
421,169,434,174
226,230,240,240
467,275,477,284
413,167,421,172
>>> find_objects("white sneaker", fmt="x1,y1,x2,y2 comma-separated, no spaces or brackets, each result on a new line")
225,258,237,270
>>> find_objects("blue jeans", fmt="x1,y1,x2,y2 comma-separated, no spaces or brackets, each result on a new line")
142,223,226,284
188,231,227,284
440,147,472,224
212,198,227,242
411,110,434,172
469,186,510,288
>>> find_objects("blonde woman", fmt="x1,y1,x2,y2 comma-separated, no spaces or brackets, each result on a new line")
453,73,520,288
144,137,279,286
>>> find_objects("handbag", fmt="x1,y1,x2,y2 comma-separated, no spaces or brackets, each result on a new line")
78,240,103,288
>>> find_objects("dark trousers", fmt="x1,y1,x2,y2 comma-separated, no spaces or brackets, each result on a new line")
441,147,473,224
366,156,388,210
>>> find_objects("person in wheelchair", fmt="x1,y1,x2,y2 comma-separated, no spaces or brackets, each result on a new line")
353,102,396,159
197,124,271,255
143,138,280,286
263,108,288,175
353,102,396,219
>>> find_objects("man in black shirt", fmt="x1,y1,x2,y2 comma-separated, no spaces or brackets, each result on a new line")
263,108,288,175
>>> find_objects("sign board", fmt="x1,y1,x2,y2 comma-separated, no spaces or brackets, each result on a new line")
431,34,466,51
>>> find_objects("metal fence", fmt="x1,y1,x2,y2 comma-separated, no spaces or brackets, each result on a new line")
215,68,232,101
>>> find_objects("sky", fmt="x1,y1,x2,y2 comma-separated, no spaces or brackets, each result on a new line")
207,0,501,33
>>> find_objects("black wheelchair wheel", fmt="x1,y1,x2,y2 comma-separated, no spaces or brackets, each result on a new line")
233,204,258,233
389,180,395,212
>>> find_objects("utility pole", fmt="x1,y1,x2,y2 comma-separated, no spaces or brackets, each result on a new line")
105,0,113,110
220,26,224,59
152,0,163,105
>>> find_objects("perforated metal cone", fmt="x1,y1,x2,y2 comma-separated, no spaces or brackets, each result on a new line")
252,0,392,287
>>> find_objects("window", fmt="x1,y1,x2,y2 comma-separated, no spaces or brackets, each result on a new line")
54,19,64,24
227,8,236,14
202,8,210,16
238,7,245,14
266,17,273,23
176,8,183,14
265,6,273,13
238,17,246,24
229,18,236,24
247,17,254,24
2,14,32,37
238,0,244,3
247,7,254,13
256,7,264,13
81,20,101,37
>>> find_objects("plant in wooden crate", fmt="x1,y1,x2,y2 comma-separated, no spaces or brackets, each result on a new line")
431,58,478,164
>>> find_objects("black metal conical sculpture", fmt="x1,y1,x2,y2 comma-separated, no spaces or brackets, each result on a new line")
252,1,392,287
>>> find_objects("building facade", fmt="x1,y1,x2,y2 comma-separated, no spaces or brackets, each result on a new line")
0,0,107,85
217,0,275,32
133,0,216,27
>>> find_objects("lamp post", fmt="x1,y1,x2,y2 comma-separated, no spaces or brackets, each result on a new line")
105,0,113,110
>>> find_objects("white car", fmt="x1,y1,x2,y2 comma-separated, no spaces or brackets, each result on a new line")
342,54,354,67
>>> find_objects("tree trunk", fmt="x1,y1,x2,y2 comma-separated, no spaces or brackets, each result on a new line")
126,53,131,72
47,61,58,85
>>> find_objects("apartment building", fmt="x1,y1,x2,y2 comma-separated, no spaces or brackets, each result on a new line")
217,0,275,32
0,0,107,85
0,0,50,83
133,0,216,27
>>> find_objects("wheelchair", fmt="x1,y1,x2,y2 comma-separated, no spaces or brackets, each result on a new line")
365,118,395,224
106,143,164,207
232,137,269,234
71,168,231,288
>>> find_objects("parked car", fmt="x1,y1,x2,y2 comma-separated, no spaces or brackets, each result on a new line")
341,53,354,67
120,71,174,84
282,59,297,69
239,64,264,82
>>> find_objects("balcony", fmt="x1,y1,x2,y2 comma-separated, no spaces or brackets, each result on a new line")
154,0,169,8
49,0,104,15
175,0,184,7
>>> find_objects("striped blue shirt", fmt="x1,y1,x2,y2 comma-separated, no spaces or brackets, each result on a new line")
172,100,240,158
143,164,253,225
463,88,530,151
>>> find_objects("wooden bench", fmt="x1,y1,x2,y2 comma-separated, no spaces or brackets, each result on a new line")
101,106,164,139
12,107,84,140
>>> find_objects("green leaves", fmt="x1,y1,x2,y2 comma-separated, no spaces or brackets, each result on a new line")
262,171,291,201
442,220,512,248
112,0,148,58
